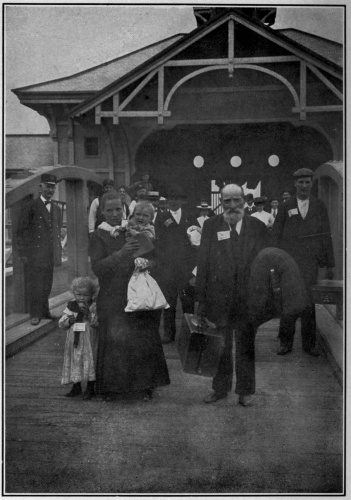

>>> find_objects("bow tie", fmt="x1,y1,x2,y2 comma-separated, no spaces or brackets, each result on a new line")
44,200,51,205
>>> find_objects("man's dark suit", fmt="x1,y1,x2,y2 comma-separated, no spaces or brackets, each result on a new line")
196,214,268,396
155,209,199,341
17,197,62,319
271,195,335,350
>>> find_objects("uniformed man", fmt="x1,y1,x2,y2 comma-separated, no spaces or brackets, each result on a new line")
17,173,62,325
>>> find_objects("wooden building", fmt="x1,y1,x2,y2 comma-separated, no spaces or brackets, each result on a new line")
13,7,343,210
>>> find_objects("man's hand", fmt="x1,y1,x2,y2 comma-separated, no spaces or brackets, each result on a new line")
326,267,334,280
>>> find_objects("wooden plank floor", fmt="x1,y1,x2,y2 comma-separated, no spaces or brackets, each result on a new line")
5,319,343,494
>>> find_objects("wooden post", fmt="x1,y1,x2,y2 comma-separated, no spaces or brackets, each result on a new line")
65,179,89,283
11,197,32,313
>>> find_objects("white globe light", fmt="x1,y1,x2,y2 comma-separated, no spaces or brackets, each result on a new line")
268,155,279,167
230,156,242,168
193,156,204,168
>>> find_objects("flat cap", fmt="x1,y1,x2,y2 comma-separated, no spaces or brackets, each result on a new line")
293,168,314,178
41,173,58,184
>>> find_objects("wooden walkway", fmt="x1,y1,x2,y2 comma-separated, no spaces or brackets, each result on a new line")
5,319,344,494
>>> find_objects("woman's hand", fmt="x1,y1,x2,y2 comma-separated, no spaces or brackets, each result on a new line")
119,238,140,257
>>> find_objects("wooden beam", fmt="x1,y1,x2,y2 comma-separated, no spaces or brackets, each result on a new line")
119,69,158,111
306,64,343,101
158,67,164,125
113,94,119,125
165,55,300,66
228,20,234,77
164,64,300,111
97,110,171,118
292,105,343,113
300,61,307,120
95,105,101,125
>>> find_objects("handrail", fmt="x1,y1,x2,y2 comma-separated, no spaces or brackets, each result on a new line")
6,165,102,208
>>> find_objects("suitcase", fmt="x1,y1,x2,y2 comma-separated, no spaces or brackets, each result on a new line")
177,313,224,377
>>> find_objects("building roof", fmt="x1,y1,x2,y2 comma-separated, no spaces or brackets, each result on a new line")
13,34,184,94
13,7,342,114
277,29,343,68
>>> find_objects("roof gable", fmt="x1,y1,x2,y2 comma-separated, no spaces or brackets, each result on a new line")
67,7,342,118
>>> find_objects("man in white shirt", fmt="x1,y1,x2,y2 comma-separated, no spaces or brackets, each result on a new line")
88,179,114,233
196,201,213,228
251,197,274,228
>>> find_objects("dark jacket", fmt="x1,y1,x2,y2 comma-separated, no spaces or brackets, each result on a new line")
17,197,62,267
248,247,310,326
196,214,269,326
271,195,335,289
155,209,199,280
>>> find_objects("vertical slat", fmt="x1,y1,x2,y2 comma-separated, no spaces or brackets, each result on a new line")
228,20,234,77
300,61,307,120
95,105,101,125
113,94,119,125
158,67,164,125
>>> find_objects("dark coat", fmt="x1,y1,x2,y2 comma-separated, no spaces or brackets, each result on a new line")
196,214,269,326
89,228,170,394
271,195,335,290
17,197,62,267
155,209,199,282
248,247,310,326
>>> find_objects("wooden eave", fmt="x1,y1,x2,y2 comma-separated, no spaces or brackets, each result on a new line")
67,7,343,119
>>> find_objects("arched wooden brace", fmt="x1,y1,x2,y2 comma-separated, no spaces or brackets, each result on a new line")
6,166,102,313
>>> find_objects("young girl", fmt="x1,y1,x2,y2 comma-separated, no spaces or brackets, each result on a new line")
59,277,98,400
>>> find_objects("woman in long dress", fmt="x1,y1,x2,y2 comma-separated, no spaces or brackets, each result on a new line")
89,191,170,401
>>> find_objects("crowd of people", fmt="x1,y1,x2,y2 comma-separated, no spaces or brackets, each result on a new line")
17,168,335,407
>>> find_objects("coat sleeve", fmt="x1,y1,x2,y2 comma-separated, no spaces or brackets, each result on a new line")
16,200,35,256
89,231,132,279
195,217,213,303
270,204,286,247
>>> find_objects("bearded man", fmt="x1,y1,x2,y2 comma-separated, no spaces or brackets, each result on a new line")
196,184,269,406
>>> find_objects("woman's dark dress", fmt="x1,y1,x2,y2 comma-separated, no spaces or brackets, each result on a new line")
89,228,170,395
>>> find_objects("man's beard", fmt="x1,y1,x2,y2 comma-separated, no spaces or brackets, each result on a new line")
223,207,245,225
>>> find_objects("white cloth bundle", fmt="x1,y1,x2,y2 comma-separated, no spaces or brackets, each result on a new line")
187,225,202,246
125,258,169,312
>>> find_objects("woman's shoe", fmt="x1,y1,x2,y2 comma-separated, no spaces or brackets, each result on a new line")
65,383,82,397
83,382,95,400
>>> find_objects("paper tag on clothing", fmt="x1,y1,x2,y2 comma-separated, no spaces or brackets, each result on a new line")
217,230,230,241
288,208,299,217
73,322,86,332
164,218,174,227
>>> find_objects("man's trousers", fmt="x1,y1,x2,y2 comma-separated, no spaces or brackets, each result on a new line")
26,264,54,319
278,306,316,351
212,321,256,396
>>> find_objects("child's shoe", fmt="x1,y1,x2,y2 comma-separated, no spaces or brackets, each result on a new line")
83,381,95,400
65,382,82,397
